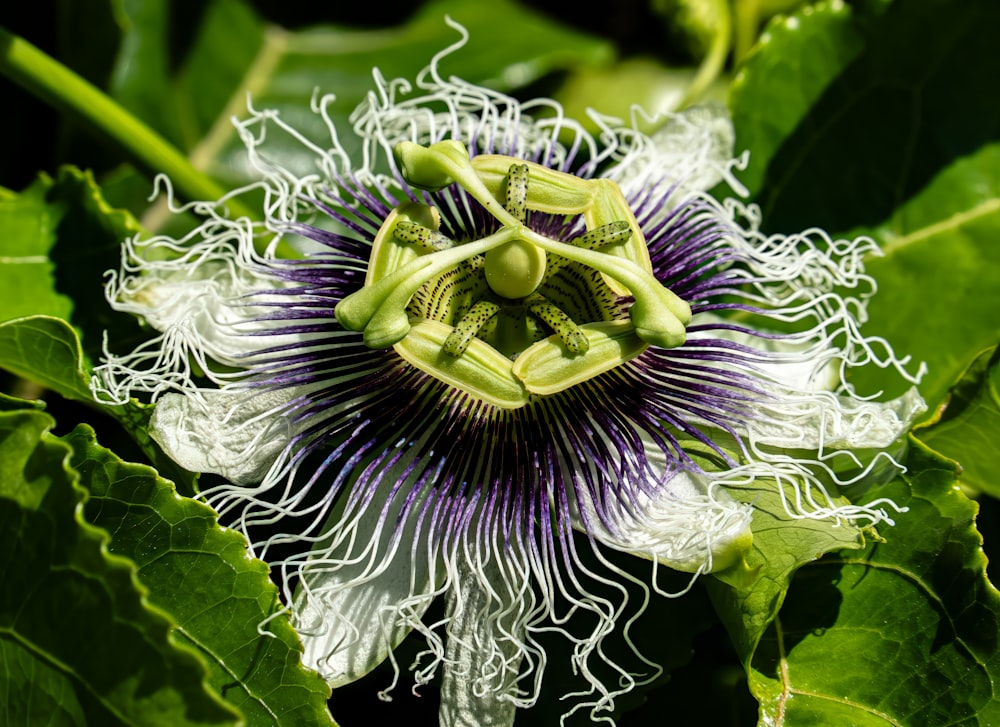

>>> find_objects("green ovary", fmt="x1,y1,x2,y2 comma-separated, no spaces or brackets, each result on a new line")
484,238,547,300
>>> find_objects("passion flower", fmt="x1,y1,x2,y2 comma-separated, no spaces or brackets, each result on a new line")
94,27,924,725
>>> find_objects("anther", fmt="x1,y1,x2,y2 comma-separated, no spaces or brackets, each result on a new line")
573,220,632,250
527,297,590,355
394,220,455,251
444,300,502,356
505,164,529,222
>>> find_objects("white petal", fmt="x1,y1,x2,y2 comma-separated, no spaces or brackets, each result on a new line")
573,466,753,574
749,386,926,453
115,261,307,365
293,487,440,687
149,389,296,484
438,558,520,727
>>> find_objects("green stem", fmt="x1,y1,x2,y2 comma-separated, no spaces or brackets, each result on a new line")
0,26,256,221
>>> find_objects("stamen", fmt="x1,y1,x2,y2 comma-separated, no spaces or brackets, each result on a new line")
543,221,633,281
336,227,521,348
365,202,443,287
394,220,455,251
504,163,529,221
393,141,691,347
444,300,502,356
573,220,632,250
514,228,691,348
344,141,694,402
526,297,589,355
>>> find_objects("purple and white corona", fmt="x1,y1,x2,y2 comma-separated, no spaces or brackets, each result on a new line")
94,26,924,725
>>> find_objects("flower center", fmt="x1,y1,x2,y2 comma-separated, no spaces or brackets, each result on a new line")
335,141,692,409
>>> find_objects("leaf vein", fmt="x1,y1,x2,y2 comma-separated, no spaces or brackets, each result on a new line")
788,686,903,726
819,558,990,671
879,198,1000,255
173,625,281,722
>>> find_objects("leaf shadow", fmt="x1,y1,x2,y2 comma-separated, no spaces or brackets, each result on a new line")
929,539,999,659
752,560,844,679
754,0,1000,235
45,173,147,365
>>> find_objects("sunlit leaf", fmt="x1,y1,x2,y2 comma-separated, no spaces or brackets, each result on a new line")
916,345,1000,498
856,141,1000,410
747,440,1000,725
0,176,75,323
65,424,337,726
0,167,144,362
0,403,240,726
0,316,94,403
728,0,1000,409
707,479,865,663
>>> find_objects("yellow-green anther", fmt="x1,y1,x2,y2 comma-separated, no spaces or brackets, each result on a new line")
512,321,649,396
394,220,455,251
471,155,597,213
365,202,442,287
505,164,529,221
394,320,529,409
573,221,632,251
527,300,589,355
543,221,633,281
444,300,502,356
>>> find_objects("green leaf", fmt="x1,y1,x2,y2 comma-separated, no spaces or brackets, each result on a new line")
747,439,1000,724
109,0,613,196
0,315,199,494
727,0,878,203
0,166,145,362
64,424,337,726
0,638,88,727
0,403,240,726
855,140,1000,410
915,345,1000,498
0,176,75,323
707,479,865,665
727,0,1000,410
111,0,266,152
0,316,95,403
